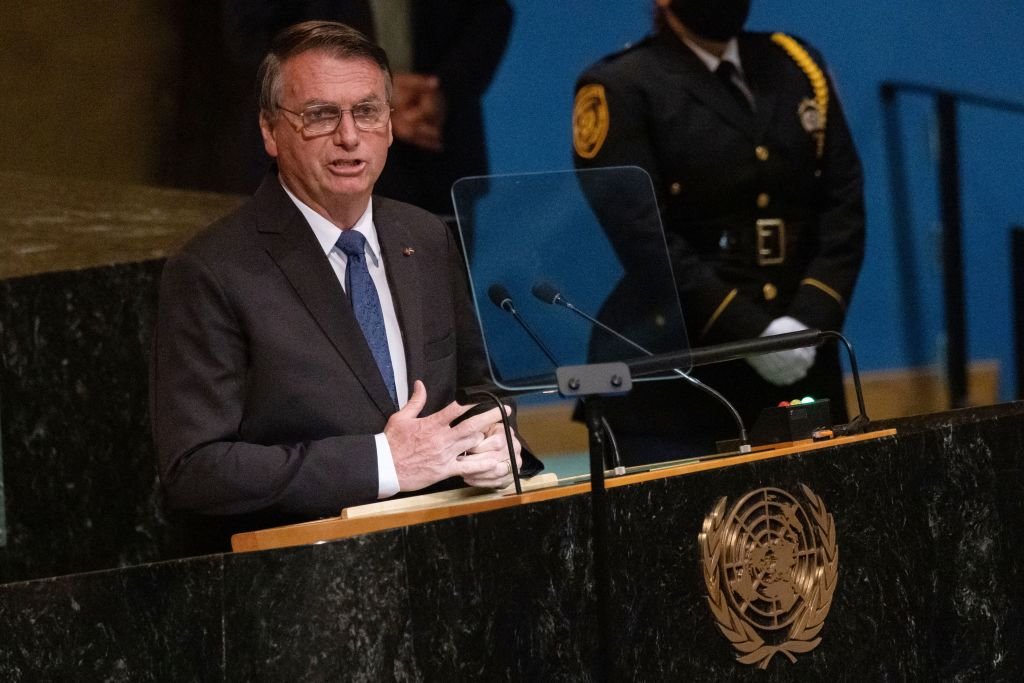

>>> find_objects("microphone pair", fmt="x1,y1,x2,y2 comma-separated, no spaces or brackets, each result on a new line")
487,281,562,313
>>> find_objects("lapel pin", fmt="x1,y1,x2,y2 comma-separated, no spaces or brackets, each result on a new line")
403,247,415,256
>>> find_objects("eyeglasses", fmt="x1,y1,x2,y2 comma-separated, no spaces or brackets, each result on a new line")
277,102,392,135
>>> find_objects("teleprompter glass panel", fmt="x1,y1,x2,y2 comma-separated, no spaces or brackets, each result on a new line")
452,167,689,392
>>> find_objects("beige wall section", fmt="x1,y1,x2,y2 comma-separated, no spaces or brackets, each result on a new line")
0,2,178,184
845,360,1000,422
517,361,1002,456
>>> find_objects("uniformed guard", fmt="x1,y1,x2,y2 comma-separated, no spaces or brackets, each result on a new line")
572,0,865,463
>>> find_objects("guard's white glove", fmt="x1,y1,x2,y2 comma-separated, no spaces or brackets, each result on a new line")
745,316,817,386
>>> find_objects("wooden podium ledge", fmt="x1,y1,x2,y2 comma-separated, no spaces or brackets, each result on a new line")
231,428,896,553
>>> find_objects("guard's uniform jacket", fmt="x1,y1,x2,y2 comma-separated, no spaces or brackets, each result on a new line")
572,30,865,454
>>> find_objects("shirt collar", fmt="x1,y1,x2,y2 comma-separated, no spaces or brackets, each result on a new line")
681,35,744,78
279,179,381,266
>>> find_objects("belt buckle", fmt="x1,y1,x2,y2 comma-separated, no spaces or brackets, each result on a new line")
756,218,785,266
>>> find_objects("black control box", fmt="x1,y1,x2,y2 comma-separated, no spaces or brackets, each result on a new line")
749,398,833,446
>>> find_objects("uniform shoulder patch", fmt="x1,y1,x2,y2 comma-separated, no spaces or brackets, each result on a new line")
573,83,610,159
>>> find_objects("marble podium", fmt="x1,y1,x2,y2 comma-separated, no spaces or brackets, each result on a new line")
1,402,1023,680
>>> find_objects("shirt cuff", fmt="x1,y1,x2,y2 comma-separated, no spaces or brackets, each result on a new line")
375,432,400,499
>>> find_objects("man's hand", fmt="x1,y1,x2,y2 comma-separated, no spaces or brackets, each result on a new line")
384,380,509,491
460,421,523,490
390,73,447,152
745,316,817,386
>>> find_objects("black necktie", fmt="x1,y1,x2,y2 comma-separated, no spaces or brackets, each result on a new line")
715,61,753,112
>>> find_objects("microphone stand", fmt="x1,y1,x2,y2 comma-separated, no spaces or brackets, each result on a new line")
549,360,636,681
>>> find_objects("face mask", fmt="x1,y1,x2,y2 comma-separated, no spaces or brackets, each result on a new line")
669,0,752,41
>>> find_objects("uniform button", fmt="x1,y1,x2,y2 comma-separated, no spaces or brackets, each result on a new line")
755,146,770,161
763,283,778,301
757,192,771,208
669,181,682,195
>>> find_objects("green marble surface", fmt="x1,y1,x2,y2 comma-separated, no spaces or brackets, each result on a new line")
0,171,243,280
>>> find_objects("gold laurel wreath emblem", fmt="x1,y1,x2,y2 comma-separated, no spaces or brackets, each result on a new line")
699,484,839,669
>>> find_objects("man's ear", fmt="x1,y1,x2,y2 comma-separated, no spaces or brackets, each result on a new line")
259,112,279,158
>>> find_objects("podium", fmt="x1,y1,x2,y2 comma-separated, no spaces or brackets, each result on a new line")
6,405,1024,680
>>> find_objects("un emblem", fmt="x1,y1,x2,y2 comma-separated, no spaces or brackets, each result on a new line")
699,485,838,668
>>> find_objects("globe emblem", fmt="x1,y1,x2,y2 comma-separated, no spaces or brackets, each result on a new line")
701,485,838,667
720,488,820,630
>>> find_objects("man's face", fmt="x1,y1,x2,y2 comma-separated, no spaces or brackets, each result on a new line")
261,51,393,226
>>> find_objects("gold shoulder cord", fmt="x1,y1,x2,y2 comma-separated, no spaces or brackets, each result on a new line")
771,32,828,158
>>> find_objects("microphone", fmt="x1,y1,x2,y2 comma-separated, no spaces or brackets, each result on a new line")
531,280,752,453
488,283,515,313
487,283,560,367
532,280,654,359
530,281,562,305
488,282,625,471
472,283,564,496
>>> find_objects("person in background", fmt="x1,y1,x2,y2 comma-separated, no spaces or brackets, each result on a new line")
152,21,538,550
572,0,865,463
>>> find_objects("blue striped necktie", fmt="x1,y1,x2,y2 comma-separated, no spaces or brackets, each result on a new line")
336,229,398,405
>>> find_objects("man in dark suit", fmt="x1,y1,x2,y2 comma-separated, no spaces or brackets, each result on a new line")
572,0,865,462
152,21,530,546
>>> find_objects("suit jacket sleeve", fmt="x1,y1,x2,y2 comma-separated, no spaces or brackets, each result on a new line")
785,45,866,332
151,247,380,519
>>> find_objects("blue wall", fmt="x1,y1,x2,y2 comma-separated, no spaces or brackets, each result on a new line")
480,1,1024,399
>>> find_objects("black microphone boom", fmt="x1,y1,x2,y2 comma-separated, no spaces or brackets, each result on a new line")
532,280,657,359
486,283,561,372
628,330,824,374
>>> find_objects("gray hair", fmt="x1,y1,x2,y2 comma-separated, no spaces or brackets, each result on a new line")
257,21,393,118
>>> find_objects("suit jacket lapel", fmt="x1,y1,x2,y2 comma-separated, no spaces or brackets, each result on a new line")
373,197,425,397
253,177,396,417
654,32,755,138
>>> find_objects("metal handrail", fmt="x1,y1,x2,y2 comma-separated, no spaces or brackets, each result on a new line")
880,81,1024,408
